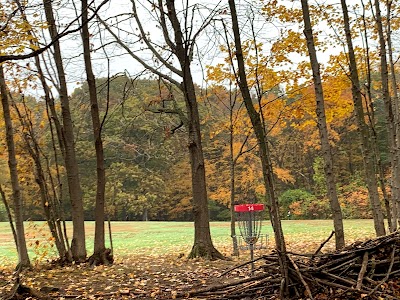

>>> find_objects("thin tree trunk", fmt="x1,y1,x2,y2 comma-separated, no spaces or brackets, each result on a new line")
360,2,390,235
374,0,394,235
301,0,345,249
229,121,239,257
341,0,386,236
228,0,289,296
0,64,30,268
39,59,72,261
42,72,72,261
42,0,86,261
81,0,111,266
13,100,67,261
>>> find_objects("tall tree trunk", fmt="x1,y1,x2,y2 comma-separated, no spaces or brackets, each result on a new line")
164,1,223,260
386,0,399,231
359,2,390,234
228,0,289,296
374,0,395,234
341,0,386,236
301,0,345,249
42,0,86,262
81,0,111,265
0,64,30,268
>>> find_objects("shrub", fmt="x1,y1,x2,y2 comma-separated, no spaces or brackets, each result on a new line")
279,189,316,219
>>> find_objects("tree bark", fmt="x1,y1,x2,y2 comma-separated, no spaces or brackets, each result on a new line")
228,0,289,296
0,64,30,268
301,0,345,248
386,0,399,231
374,0,395,234
42,0,86,262
229,119,239,257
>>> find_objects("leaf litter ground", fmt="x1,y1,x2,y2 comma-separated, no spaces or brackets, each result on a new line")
1,225,399,299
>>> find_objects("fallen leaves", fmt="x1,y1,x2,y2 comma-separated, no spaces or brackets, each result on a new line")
0,252,239,299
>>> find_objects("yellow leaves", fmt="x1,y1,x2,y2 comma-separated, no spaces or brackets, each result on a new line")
0,1,44,56
274,167,295,184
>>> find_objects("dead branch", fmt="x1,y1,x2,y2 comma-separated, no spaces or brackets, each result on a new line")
356,251,368,290
313,230,335,257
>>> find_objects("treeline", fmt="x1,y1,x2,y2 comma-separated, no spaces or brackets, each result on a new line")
0,76,386,222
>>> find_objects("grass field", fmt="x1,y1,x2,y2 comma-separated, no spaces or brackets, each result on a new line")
0,219,379,267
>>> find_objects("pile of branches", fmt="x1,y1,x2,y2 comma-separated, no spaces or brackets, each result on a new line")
179,231,400,299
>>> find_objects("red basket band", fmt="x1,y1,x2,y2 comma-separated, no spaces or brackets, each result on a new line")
234,203,265,212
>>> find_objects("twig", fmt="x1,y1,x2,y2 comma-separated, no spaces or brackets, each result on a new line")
324,256,357,272
356,251,368,290
288,255,314,300
320,270,358,287
177,273,273,298
368,246,396,296
218,256,265,277
314,278,370,294
367,255,376,279
313,231,335,257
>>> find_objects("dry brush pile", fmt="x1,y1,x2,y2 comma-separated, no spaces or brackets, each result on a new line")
179,231,400,299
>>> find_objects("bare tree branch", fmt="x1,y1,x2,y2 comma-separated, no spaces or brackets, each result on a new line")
96,14,181,87
156,0,176,51
130,0,183,76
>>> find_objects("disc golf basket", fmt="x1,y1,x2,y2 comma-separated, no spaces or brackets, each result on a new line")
235,203,265,274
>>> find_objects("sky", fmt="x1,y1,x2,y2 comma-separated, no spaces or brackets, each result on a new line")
9,0,372,98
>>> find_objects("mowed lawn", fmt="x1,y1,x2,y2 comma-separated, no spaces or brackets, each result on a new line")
0,219,379,267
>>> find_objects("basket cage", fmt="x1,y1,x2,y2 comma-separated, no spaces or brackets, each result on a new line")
234,204,265,246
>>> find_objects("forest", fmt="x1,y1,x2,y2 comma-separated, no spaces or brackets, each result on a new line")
1,0,400,299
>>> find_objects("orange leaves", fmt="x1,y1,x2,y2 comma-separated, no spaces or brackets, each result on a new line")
274,167,295,184
339,187,373,219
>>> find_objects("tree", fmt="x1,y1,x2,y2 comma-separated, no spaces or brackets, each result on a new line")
12,95,70,262
204,84,257,256
81,0,112,265
339,0,386,236
374,1,394,232
300,0,345,249
99,0,224,259
386,0,400,230
10,0,72,262
228,0,289,295
42,0,86,262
